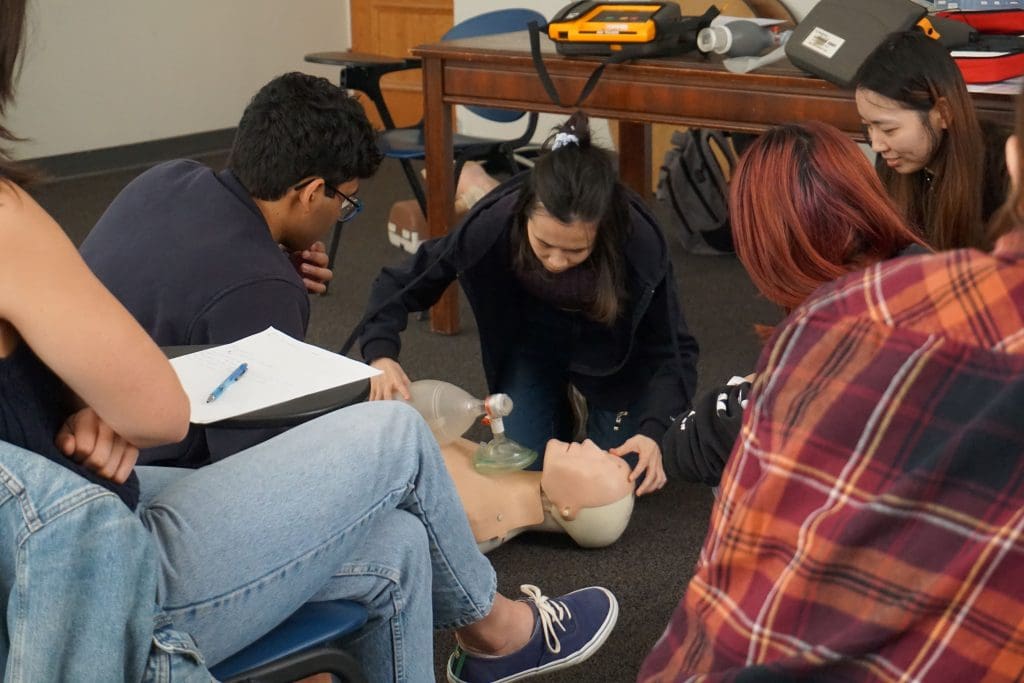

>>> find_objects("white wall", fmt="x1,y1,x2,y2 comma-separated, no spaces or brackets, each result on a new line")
5,1,823,159
8,0,350,159
781,0,820,21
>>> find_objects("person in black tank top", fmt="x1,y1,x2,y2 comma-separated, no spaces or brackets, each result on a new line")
0,2,194,676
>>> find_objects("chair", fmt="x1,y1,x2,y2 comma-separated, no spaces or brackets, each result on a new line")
209,599,369,683
306,8,547,270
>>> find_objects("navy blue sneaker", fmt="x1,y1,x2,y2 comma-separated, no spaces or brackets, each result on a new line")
446,584,618,682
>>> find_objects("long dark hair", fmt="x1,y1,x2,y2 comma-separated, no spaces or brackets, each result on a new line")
511,111,628,324
853,31,985,251
0,0,33,186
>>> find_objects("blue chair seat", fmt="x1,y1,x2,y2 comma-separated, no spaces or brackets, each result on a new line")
209,599,368,682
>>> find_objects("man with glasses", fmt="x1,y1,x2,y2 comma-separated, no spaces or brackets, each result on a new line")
79,72,382,467
292,177,363,224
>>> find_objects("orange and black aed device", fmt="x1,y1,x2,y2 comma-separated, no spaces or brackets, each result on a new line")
547,1,683,56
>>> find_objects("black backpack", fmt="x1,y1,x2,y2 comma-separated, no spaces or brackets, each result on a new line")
656,128,737,255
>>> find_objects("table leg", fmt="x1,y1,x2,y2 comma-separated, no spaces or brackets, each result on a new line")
422,57,460,335
617,121,652,197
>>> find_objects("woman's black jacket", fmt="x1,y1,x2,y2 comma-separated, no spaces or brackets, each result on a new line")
359,175,699,443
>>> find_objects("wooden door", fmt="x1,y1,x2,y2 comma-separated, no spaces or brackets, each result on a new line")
350,0,453,128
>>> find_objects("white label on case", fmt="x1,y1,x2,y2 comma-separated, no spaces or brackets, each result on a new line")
801,27,845,59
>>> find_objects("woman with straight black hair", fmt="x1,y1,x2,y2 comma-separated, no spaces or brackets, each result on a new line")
362,111,699,495
853,29,1008,251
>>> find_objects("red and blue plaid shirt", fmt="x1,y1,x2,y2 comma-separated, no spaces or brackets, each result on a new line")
640,235,1024,682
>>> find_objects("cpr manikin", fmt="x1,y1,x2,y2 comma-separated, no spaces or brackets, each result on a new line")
400,380,635,551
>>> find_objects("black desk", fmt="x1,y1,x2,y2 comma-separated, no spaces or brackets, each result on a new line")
164,346,370,429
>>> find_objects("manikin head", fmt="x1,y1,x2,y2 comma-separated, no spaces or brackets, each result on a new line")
437,435,635,550
511,111,628,325
541,439,634,548
228,72,382,252
408,379,637,549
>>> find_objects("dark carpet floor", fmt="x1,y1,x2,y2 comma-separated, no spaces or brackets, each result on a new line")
29,151,782,683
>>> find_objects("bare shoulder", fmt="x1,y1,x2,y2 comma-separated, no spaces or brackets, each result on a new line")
0,179,77,314
0,178,30,225
0,179,64,249
0,182,42,353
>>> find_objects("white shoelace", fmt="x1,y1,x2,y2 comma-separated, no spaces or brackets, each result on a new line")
520,584,571,654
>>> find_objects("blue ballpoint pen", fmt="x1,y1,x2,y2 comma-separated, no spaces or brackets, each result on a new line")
206,362,249,403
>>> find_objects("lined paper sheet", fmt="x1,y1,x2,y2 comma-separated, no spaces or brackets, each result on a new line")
170,327,381,424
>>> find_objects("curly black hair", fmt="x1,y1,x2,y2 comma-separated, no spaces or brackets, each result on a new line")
228,72,383,200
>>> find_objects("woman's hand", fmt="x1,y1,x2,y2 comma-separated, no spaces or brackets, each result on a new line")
55,407,139,484
609,434,666,496
369,357,412,400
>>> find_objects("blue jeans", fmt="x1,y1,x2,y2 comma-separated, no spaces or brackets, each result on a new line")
0,442,210,683
137,400,496,683
498,299,641,469
498,353,641,469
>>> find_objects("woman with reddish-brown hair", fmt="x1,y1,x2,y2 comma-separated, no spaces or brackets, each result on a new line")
733,121,927,313
662,121,928,486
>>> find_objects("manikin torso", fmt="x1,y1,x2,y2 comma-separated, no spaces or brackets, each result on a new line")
400,379,635,551
440,436,635,552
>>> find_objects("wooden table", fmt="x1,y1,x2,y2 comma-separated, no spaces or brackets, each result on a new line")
413,31,1016,335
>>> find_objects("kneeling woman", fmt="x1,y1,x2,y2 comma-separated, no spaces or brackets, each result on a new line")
361,112,699,495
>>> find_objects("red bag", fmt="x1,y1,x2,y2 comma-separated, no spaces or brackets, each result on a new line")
954,51,1024,84
936,9,1024,35
935,10,1024,84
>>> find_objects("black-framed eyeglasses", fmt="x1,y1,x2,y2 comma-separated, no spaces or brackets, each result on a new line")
292,178,363,223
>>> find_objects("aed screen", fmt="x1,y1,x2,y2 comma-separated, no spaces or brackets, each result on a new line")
590,9,656,22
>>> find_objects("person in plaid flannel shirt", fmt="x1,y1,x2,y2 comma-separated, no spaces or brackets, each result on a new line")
640,97,1024,681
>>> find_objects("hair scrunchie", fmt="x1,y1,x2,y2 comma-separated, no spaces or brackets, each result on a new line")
551,132,580,150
